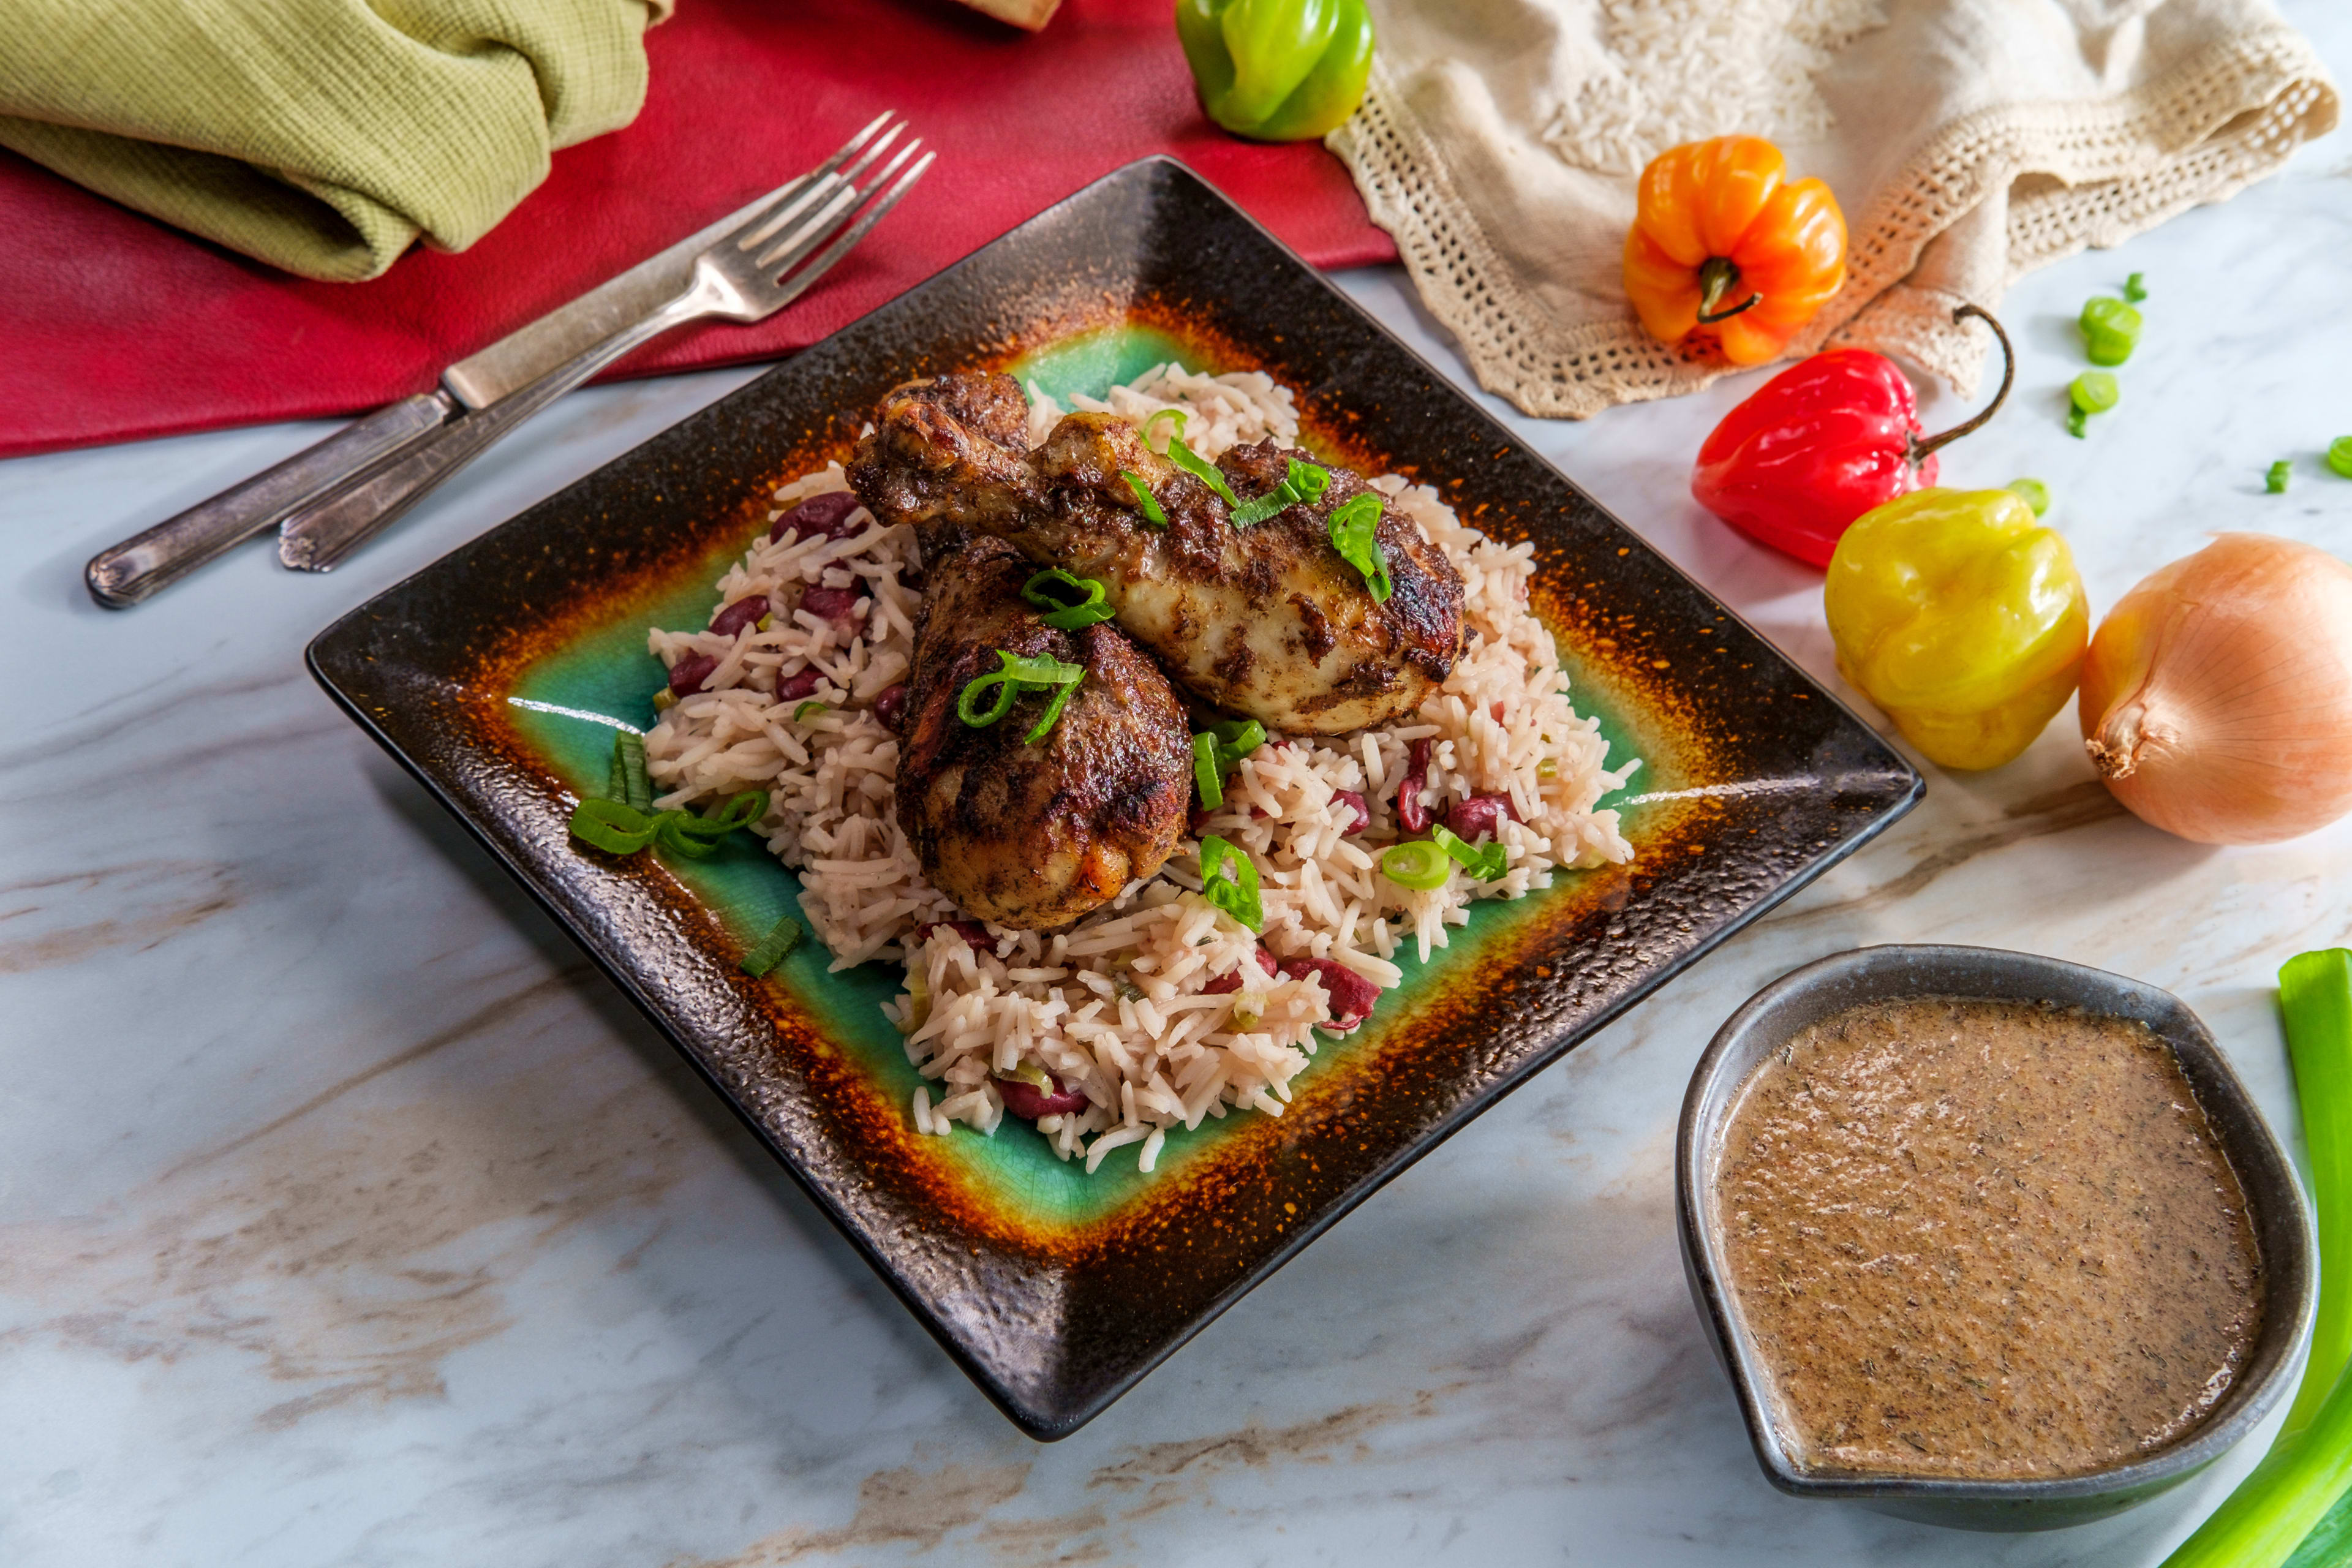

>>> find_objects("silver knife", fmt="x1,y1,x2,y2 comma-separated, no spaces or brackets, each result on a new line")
83,114,893,608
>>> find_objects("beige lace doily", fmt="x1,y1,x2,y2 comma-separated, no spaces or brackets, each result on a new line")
1330,0,2337,417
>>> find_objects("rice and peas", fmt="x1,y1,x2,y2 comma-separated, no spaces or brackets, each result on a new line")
639,365,1640,1175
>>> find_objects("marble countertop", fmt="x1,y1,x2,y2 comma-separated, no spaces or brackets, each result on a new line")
7,12,2351,1562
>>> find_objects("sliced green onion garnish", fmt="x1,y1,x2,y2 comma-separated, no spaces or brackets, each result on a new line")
1227,458,1332,527
740,913,803,977
571,796,662,854
2124,271,2147,303
1140,408,1188,450
1380,840,1450,891
794,701,827,722
1021,568,1115,628
570,788,764,860
2330,437,2352,480
2005,478,2050,516
1023,678,1080,745
652,688,678,712
1433,823,1510,882
1209,717,1266,756
1164,435,1242,508
2066,405,2089,439
2269,460,2293,495
673,791,767,837
1118,469,1169,527
1193,731,1224,809
957,649,1085,737
755,614,774,631
1198,834,1264,931
1325,492,1393,601
615,731,654,813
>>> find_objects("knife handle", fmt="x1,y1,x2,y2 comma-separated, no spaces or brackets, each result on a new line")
279,288,710,573
83,392,458,608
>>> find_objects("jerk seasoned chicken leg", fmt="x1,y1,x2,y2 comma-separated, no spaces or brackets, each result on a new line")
850,374,1465,735
897,535,1192,929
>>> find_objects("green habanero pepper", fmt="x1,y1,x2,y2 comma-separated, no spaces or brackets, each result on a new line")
1176,0,1374,143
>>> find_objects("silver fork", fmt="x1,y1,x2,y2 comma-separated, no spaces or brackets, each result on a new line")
277,129,934,572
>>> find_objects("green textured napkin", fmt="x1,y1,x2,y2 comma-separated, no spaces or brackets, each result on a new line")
0,0,671,282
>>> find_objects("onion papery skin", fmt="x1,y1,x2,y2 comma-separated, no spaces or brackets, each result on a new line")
2078,533,2352,845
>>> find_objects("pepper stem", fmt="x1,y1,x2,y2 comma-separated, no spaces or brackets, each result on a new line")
1910,304,2017,462
1694,257,1763,325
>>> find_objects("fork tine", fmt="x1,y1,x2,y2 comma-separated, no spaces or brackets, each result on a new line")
755,137,923,271
752,179,867,276
835,121,907,186
763,149,935,306
727,111,898,254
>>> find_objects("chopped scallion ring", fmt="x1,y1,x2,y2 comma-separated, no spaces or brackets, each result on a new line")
1433,823,1510,882
2123,271,2147,303
1164,435,1242,508
794,701,827,723
1197,835,1264,931
1325,492,1393,601
1227,458,1332,527
571,797,662,854
1117,470,1168,527
2268,460,2293,495
1140,409,1188,451
615,731,654,812
1193,732,1224,809
1020,568,1115,628
1023,679,1080,745
1380,840,1450,891
740,913,803,977
957,649,1086,738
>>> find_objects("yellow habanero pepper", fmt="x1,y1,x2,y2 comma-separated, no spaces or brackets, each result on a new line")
1824,488,2089,771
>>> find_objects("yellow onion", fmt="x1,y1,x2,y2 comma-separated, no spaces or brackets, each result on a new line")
2079,533,2352,844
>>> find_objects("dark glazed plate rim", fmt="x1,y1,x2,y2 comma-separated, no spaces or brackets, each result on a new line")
308,156,1923,1439
1677,943,2316,1512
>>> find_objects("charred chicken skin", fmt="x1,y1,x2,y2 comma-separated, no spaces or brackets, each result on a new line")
849,374,1465,735
896,535,1193,929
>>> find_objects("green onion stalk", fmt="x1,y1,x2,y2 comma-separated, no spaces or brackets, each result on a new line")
2164,949,2352,1568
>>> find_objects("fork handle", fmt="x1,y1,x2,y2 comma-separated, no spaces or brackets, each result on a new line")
279,287,714,573
83,391,457,607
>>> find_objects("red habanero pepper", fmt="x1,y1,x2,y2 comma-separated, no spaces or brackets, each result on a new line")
1691,304,2016,569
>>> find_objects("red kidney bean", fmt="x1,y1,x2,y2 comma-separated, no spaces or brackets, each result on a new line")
873,684,908,733
1491,700,1507,722
769,491,865,543
1394,739,1434,834
773,665,824,701
1330,790,1370,835
709,594,769,638
798,584,865,626
1202,947,1281,993
915,919,993,954
997,1071,1090,1120
1278,956,1379,1030
1445,794,1521,842
667,653,718,697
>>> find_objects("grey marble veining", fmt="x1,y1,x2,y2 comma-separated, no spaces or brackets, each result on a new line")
5,9,2351,1560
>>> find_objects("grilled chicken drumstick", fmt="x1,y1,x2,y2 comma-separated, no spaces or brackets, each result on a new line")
897,535,1193,929
850,374,1465,735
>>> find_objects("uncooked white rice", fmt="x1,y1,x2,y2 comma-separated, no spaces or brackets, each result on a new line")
639,365,1639,1174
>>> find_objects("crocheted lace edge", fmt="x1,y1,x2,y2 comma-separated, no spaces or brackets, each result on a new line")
1329,26,2337,418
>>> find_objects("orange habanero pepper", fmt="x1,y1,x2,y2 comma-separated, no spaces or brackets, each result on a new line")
1623,136,1848,367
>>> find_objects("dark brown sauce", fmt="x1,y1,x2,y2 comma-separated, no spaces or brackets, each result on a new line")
1716,996,2264,1480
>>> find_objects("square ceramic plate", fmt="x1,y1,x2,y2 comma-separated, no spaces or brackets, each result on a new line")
307,157,1923,1439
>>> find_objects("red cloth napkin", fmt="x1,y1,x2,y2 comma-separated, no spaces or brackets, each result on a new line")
0,0,1393,459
